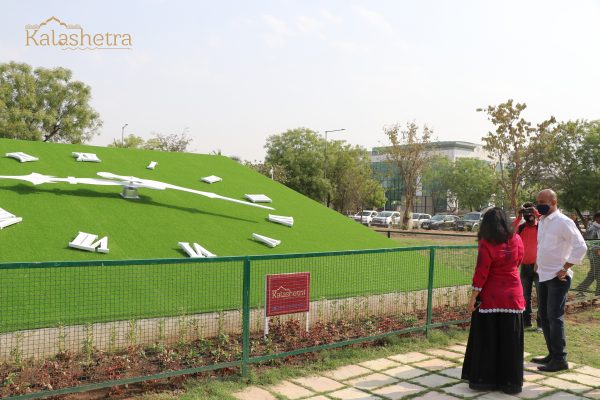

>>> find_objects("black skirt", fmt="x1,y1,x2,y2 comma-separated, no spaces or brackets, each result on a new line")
461,311,524,393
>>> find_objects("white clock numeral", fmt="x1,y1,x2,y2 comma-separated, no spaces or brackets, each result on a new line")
69,232,109,253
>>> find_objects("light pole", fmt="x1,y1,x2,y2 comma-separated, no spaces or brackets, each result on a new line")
323,128,345,206
121,123,128,147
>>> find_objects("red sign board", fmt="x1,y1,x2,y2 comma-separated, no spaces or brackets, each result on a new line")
265,272,310,317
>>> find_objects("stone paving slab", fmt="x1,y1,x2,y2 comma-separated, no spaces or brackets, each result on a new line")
414,391,463,400
293,376,346,392
439,367,464,380
346,373,398,390
414,358,457,372
232,349,600,400
556,372,600,388
446,345,467,354
584,389,600,399
426,349,465,360
539,392,586,400
411,374,460,388
523,370,546,382
523,361,543,372
232,386,277,400
478,392,521,400
329,387,382,399
442,382,487,398
540,377,592,393
360,358,401,371
389,352,432,363
268,380,316,399
325,365,373,381
576,366,600,378
411,390,457,400
372,381,427,400
516,382,554,399
383,365,429,380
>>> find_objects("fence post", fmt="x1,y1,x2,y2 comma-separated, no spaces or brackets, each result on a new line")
241,257,251,378
425,247,436,337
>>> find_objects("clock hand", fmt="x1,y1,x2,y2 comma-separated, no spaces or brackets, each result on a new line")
96,172,275,210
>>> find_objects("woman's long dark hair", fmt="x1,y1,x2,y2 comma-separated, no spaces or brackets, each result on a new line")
477,207,514,244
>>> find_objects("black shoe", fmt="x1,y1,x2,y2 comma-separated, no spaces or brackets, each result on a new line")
531,355,551,364
537,359,569,372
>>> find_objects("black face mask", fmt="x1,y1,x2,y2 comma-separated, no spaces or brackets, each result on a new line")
536,204,551,215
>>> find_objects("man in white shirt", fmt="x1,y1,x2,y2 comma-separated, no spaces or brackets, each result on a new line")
531,189,587,372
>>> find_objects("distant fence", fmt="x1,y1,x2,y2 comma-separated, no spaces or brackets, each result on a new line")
0,241,598,399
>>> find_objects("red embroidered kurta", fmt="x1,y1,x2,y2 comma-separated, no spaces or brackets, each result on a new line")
472,235,526,313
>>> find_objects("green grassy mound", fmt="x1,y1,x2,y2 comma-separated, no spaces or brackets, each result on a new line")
0,138,396,262
0,139,475,332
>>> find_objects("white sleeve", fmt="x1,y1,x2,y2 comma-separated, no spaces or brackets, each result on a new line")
565,219,588,265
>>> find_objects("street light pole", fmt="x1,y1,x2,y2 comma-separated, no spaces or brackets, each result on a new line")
121,123,128,147
323,128,346,206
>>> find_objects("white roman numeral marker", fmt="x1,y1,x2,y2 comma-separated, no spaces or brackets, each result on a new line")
178,242,216,258
69,232,109,253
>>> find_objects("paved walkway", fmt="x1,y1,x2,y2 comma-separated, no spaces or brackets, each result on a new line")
232,342,600,400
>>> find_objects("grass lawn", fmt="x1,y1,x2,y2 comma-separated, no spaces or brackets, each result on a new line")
0,249,474,332
137,305,600,400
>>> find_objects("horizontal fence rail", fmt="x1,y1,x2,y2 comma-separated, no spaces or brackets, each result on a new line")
0,241,598,399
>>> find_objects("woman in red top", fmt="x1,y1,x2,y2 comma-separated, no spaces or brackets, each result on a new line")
461,207,525,394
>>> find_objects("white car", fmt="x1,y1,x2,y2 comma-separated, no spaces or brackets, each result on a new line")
353,210,378,225
412,213,432,229
371,211,402,228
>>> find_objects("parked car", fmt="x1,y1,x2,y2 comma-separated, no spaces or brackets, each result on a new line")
454,212,483,231
353,210,378,225
411,213,432,229
371,211,402,228
421,214,458,230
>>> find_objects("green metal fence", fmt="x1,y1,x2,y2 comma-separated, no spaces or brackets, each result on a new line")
0,242,597,399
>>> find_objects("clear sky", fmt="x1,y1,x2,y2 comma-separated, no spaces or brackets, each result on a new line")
2,1,599,160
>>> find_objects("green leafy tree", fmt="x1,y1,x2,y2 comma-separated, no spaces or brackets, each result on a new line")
0,61,102,143
421,155,452,215
264,128,329,202
326,140,386,212
383,122,434,227
144,131,193,152
478,99,556,214
108,134,146,148
447,158,496,211
541,120,600,215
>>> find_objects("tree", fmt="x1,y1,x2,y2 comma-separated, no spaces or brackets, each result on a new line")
541,120,600,215
326,140,386,212
447,158,496,211
264,128,329,202
421,155,452,215
478,99,556,214
108,134,146,148
0,61,102,143
383,122,433,228
144,130,193,152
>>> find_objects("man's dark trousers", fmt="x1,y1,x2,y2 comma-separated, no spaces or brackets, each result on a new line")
520,264,541,327
537,276,571,361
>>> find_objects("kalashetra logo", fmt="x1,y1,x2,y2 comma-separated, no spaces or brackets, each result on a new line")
25,16,132,50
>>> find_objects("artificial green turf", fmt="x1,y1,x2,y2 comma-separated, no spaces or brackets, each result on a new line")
0,250,473,333
0,139,474,332
0,138,396,262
